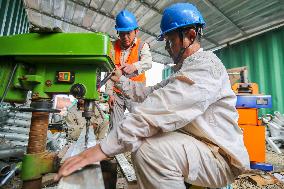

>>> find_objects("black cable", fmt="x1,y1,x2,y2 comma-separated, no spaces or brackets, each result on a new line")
0,64,18,104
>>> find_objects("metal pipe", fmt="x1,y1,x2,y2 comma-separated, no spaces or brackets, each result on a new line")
9,140,28,147
6,119,31,127
266,137,282,154
0,147,26,159
0,163,21,187
27,112,49,153
0,64,18,104
0,126,30,134
0,132,29,141
22,111,49,189
0,161,10,176
8,112,32,120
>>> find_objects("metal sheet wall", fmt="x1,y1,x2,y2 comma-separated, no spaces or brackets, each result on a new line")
0,0,29,36
215,26,284,114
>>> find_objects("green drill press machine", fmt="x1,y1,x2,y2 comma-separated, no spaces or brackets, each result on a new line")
0,32,114,188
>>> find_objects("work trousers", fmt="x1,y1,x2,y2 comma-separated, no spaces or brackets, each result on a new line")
131,132,237,189
110,93,133,129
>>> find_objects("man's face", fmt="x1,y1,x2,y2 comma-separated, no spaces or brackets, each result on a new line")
119,30,137,48
164,31,182,58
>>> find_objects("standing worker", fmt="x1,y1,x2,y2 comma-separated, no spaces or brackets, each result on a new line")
106,10,153,128
56,3,249,189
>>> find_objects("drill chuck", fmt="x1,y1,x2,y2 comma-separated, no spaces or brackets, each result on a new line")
70,83,86,98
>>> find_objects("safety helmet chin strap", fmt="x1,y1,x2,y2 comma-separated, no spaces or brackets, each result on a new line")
172,27,202,72
172,31,193,72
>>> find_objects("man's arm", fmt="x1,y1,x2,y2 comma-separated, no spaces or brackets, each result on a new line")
55,144,107,181
115,75,170,102
101,68,223,156
133,42,153,74
105,79,114,96
105,79,115,109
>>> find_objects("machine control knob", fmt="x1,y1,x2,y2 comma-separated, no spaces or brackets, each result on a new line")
70,83,86,98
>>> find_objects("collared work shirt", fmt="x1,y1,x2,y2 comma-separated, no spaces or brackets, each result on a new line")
101,50,250,172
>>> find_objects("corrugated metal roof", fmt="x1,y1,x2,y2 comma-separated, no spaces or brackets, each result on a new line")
22,0,284,64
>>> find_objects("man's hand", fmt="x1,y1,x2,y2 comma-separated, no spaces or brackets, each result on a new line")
123,63,137,74
111,68,123,82
54,144,107,181
108,95,115,110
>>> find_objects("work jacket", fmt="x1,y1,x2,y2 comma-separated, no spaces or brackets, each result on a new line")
101,49,250,173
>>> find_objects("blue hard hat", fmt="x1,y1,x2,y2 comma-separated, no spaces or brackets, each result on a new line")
158,3,206,41
115,10,138,32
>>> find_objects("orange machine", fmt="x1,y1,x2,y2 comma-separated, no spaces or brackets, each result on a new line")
232,82,272,163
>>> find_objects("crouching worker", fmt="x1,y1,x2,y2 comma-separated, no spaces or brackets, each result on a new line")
55,3,249,189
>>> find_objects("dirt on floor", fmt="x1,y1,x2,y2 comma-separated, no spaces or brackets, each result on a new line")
1,150,284,189
231,150,284,189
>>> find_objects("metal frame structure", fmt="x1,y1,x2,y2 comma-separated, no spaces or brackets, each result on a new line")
21,0,284,64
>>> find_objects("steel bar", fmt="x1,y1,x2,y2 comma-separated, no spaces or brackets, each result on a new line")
0,126,30,134
0,147,26,159
115,154,136,183
0,132,29,141
0,64,18,104
267,137,282,154
8,112,32,120
6,119,31,127
9,140,28,147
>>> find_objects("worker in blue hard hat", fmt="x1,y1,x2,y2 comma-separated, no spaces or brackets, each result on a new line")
56,3,249,188
105,9,153,130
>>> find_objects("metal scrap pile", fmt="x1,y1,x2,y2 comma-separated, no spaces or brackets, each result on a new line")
262,112,284,155
0,104,31,148
232,144,284,189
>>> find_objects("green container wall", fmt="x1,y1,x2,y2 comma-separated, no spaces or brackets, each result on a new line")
0,0,29,36
215,26,284,115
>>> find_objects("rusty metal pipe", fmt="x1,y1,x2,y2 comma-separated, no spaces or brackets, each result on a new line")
22,111,49,189
27,112,49,154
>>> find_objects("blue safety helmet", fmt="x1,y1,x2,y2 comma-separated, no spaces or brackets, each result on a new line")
115,10,138,32
158,3,206,41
